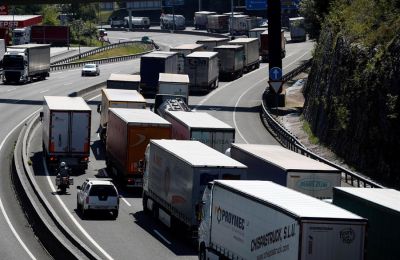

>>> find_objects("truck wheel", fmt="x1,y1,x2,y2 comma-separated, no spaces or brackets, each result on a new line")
199,247,206,260
142,194,150,214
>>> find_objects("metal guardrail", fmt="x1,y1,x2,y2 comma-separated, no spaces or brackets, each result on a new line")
260,60,384,188
50,48,154,71
51,40,150,65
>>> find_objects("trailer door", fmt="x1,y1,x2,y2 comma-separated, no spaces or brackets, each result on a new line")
51,112,69,153
71,112,90,153
301,222,365,260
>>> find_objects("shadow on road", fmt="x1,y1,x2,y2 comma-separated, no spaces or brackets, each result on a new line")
192,104,260,113
131,211,197,256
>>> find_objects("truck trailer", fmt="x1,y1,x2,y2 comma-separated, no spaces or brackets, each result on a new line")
160,14,186,30
98,89,146,142
333,187,400,260
260,30,286,62
30,25,70,46
194,11,216,30
106,108,171,188
213,44,244,80
229,144,341,199
207,15,229,33
199,180,367,260
289,17,307,42
3,44,50,83
170,43,204,74
107,73,141,91
196,38,229,51
143,140,247,238
228,38,259,73
42,96,91,171
163,111,235,153
158,73,189,102
185,51,219,92
140,51,178,95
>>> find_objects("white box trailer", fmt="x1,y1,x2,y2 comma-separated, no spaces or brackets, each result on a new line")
229,144,342,199
199,180,367,260
107,73,141,91
228,38,260,73
143,140,247,237
163,111,235,153
196,38,230,51
158,73,189,102
289,17,306,42
194,11,216,30
185,51,219,92
42,96,91,170
98,88,146,141
213,44,244,80
229,14,249,35
170,43,204,74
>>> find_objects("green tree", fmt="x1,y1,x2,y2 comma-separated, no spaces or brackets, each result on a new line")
299,0,334,39
42,5,60,25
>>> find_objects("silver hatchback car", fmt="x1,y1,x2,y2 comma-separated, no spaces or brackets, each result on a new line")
77,178,119,219
81,63,100,76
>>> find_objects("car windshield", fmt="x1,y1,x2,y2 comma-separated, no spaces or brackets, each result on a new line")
89,185,117,196
84,64,95,69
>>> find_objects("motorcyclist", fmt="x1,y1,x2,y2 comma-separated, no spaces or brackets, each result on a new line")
58,161,70,178
56,162,71,193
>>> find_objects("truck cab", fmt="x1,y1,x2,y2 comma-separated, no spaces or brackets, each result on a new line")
12,27,31,45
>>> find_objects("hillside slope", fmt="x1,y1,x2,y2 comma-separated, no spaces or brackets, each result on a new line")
303,0,400,186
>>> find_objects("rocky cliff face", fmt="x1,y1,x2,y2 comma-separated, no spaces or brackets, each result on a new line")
303,28,400,186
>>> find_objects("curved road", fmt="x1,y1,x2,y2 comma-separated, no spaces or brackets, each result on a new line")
0,30,313,259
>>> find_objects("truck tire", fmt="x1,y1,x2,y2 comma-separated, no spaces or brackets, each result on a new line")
199,246,206,260
142,194,150,214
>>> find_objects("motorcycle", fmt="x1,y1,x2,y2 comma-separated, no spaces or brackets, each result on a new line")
56,169,73,194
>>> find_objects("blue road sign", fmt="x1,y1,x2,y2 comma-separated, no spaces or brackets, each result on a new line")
165,0,184,7
246,0,267,10
269,67,282,81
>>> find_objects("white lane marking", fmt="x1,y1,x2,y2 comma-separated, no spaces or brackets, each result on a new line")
43,160,114,260
0,199,37,260
153,229,171,245
39,89,49,94
52,71,62,75
0,108,41,260
63,83,73,86
232,49,312,143
7,88,16,92
121,197,131,207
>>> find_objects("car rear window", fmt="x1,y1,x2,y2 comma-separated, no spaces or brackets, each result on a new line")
89,185,117,196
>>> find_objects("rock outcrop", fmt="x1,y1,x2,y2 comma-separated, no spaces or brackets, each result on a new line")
303,15,400,186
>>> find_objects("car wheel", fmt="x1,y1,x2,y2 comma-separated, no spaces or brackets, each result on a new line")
81,206,87,219
112,210,119,219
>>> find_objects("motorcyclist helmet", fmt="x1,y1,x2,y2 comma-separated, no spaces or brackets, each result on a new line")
60,161,66,168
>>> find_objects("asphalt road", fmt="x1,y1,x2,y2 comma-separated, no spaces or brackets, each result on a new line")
0,30,313,259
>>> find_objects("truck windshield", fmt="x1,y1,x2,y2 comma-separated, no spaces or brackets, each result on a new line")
13,32,24,37
3,55,24,70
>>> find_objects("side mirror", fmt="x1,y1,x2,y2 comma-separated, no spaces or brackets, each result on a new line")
97,104,101,113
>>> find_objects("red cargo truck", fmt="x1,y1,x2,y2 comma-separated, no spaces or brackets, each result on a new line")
260,29,286,62
30,25,69,46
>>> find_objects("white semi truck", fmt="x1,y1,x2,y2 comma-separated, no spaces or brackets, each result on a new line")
143,140,247,239
228,144,341,199
199,180,367,260
3,44,50,83
42,96,91,171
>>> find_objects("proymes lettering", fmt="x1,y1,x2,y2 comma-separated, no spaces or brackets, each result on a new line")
216,206,245,230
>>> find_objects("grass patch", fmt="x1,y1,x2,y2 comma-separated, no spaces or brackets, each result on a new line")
77,44,152,62
302,119,319,144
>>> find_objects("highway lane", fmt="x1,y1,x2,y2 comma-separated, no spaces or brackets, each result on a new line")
1,31,313,259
